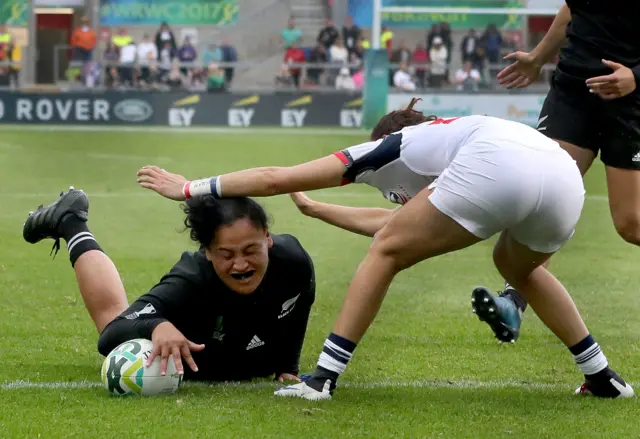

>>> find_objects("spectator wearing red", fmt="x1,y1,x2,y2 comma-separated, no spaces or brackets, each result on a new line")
284,41,305,88
412,42,429,88
71,16,97,62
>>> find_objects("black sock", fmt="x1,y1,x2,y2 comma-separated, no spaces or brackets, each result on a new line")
307,333,357,393
500,282,528,312
59,214,103,267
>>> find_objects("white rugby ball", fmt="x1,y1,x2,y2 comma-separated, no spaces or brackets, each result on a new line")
101,338,182,396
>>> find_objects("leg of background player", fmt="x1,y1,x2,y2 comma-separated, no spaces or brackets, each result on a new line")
72,250,129,333
480,140,597,341
606,167,640,245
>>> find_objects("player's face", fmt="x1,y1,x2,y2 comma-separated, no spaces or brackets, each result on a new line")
206,218,273,294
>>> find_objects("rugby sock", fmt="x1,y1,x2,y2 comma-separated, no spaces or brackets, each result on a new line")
59,214,103,267
570,334,608,377
307,333,357,393
500,282,528,312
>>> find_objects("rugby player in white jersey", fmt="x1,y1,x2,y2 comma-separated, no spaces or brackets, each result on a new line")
136,99,634,400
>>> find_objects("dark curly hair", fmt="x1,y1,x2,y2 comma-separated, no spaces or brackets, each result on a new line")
370,97,437,141
181,195,270,248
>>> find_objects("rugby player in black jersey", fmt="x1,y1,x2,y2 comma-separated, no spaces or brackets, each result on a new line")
23,189,315,382
475,1,640,346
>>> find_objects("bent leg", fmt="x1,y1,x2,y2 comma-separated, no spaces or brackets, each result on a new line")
73,250,129,333
332,194,482,342
493,231,587,346
606,166,640,245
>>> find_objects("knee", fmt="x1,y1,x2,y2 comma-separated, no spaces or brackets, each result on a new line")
369,228,414,273
613,214,640,245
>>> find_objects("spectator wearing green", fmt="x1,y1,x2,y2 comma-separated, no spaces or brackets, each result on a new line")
206,63,226,92
112,28,133,48
281,18,302,48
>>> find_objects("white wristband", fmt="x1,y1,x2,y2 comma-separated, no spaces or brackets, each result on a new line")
183,177,221,199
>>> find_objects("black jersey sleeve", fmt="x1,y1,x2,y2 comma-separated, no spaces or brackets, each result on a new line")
273,237,316,376
334,133,403,184
97,251,206,356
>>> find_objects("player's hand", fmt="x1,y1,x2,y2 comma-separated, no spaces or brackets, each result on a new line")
497,51,542,89
586,60,637,100
276,373,301,383
290,192,316,217
148,322,205,376
137,166,188,201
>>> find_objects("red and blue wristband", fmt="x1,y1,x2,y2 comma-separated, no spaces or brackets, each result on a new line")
183,177,221,199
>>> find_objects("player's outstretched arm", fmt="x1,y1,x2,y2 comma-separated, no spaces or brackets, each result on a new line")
137,155,346,201
497,2,571,88
290,192,396,238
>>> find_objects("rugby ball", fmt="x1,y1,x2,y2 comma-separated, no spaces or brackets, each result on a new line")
101,339,182,396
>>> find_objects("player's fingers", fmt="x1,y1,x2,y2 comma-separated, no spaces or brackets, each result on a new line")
160,345,169,376
187,341,206,352
180,345,199,373
599,92,620,100
498,71,522,85
504,76,527,89
516,77,533,88
586,75,616,85
139,182,158,191
147,345,160,367
172,346,184,376
503,51,525,61
496,63,516,79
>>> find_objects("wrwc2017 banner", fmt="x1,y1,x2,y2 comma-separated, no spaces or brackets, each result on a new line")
0,0,27,26
100,0,238,26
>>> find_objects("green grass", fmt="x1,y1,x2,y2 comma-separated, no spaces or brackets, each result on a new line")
1,128,639,438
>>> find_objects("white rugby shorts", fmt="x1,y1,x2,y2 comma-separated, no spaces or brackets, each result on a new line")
428,140,585,253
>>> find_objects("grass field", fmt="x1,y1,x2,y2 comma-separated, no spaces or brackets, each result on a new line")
1,126,639,438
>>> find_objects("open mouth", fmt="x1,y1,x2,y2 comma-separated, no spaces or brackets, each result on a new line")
231,270,256,281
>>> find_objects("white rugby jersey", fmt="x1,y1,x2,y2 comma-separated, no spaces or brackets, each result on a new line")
334,115,559,205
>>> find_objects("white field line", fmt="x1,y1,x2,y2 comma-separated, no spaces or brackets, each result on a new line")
0,125,368,136
0,192,610,202
87,152,174,163
0,378,589,392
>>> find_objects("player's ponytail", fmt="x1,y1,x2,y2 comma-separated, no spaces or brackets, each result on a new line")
370,97,437,141
181,196,271,248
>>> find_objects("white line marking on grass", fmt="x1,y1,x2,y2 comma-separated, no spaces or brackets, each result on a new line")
0,125,368,136
0,379,581,392
87,153,174,163
0,192,611,202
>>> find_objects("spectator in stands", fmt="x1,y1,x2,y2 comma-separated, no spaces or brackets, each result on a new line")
71,16,96,62
441,22,453,67
482,24,503,76
137,34,157,84
453,60,482,91
393,62,416,91
281,18,302,49
308,43,327,85
426,23,443,52
166,60,185,90
391,40,411,64
342,16,361,56
8,40,20,88
206,63,226,93
329,37,348,64
412,42,429,89
380,26,393,53
155,22,176,59
220,38,238,85
349,39,365,72
461,28,479,63
202,43,222,66
159,41,175,79
352,65,365,89
139,59,159,89
83,61,100,89
118,39,137,87
317,18,339,51
102,42,119,88
112,28,133,49
473,46,486,75
283,41,305,88
177,36,198,79
429,36,448,88
335,67,356,90
0,42,8,87
275,65,294,88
